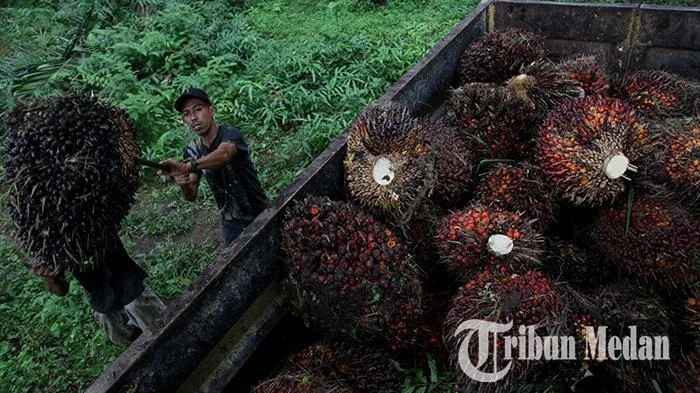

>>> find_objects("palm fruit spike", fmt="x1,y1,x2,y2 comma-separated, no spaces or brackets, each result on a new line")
476,162,556,232
445,82,537,160
345,102,435,225
251,373,351,393
590,196,698,289
457,28,546,85
436,204,543,281
612,70,697,118
289,342,402,392
506,59,585,117
423,120,475,208
559,55,610,97
655,117,699,204
537,96,652,206
281,196,424,348
542,239,615,290
4,95,140,272
443,269,566,393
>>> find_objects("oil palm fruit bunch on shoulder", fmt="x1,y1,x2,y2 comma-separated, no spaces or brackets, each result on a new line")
506,59,585,117
652,117,699,205
4,94,140,272
345,102,435,225
251,372,351,393
537,96,652,206
559,55,610,97
476,162,556,232
445,82,537,160
289,341,402,393
443,269,566,393
590,196,698,289
281,196,424,348
422,119,475,208
611,70,698,119
436,204,543,281
457,28,546,85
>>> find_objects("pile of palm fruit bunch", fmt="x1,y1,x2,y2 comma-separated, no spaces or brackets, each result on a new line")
274,26,699,393
3,94,140,272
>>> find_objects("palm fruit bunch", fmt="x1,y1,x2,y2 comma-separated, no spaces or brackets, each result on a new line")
289,342,402,392
251,373,351,393
559,55,610,97
683,288,700,352
345,102,435,225
3,95,140,271
281,196,424,348
589,196,698,289
423,119,475,208
542,239,616,290
443,269,566,393
457,28,546,85
445,83,537,160
505,59,585,117
537,96,652,206
611,70,697,118
653,117,699,204
436,204,543,281
476,163,556,232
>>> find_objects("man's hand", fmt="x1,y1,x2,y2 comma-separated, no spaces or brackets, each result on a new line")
157,159,189,177
174,173,197,186
32,264,69,296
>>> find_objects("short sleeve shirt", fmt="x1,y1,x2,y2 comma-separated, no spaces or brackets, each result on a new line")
183,125,268,221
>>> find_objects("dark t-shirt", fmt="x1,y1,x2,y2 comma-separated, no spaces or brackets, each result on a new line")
183,125,268,221
72,235,147,314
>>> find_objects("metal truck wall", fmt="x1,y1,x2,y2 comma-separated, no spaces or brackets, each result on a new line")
87,1,699,392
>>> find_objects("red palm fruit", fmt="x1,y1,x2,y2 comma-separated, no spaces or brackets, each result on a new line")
457,28,546,85
559,55,610,97
506,59,585,117
476,163,556,232
281,196,424,348
345,102,435,225
445,83,538,160
436,204,543,281
423,120,475,208
611,70,698,118
654,117,699,204
443,269,566,393
251,373,350,393
537,96,653,206
590,197,698,289
289,342,402,392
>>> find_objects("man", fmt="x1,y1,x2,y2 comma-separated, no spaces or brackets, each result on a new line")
159,87,268,245
33,234,166,345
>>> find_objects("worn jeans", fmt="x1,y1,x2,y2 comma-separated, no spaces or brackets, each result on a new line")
92,285,166,345
221,218,251,246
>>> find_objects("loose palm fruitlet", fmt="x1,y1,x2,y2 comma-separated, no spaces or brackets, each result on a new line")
345,102,435,225
436,204,543,281
445,83,537,160
590,197,698,289
506,59,585,117
654,117,699,204
457,28,546,85
251,373,351,393
289,342,402,393
476,163,556,232
281,196,424,348
537,96,652,206
559,55,610,97
4,95,140,271
423,120,475,208
611,70,698,119
444,269,566,393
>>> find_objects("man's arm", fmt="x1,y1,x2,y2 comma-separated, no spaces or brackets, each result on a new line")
33,265,69,297
159,142,238,177
175,173,200,202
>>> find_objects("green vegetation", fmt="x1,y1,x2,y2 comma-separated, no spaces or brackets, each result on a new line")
0,0,479,391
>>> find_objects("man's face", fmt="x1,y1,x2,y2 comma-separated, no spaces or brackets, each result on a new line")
181,98,215,135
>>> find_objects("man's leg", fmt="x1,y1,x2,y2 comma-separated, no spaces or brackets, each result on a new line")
221,218,250,246
92,309,136,345
123,285,166,332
